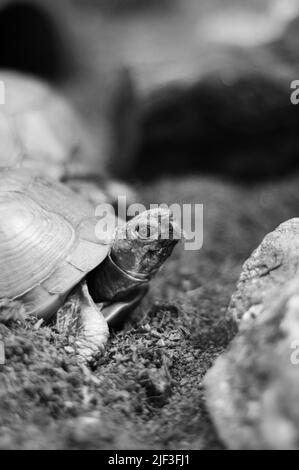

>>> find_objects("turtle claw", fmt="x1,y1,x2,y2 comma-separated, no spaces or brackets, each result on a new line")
56,280,109,363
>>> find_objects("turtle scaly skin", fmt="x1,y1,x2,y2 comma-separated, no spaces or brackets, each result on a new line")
88,209,181,302
56,281,109,363
58,209,181,362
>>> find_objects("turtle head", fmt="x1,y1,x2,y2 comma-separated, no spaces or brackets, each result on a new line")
87,208,182,306
111,208,182,280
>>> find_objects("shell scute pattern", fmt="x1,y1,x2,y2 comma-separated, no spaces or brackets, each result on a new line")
0,190,75,299
0,170,112,315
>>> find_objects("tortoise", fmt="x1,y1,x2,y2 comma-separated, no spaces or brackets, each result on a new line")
0,70,134,206
0,169,180,362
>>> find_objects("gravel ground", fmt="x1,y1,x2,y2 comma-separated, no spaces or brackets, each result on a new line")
1,173,299,449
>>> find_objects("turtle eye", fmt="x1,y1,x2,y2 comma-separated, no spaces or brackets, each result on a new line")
135,222,156,239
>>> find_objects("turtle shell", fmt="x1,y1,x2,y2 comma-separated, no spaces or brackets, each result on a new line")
0,71,96,180
0,169,114,318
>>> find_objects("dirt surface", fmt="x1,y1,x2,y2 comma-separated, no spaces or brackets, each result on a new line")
1,174,299,449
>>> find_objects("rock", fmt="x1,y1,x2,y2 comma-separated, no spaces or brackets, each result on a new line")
5,0,299,180
228,218,299,325
133,65,299,180
205,276,299,450
108,2,299,180
7,0,299,181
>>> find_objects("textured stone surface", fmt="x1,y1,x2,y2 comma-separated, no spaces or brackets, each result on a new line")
228,218,299,324
133,65,299,180
205,276,299,450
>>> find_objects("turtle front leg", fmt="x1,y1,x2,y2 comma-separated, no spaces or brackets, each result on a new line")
56,281,109,363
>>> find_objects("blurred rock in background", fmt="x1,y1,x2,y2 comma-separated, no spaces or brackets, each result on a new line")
1,0,299,180
0,0,68,80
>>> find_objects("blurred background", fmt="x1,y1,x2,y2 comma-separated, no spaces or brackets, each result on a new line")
1,0,299,181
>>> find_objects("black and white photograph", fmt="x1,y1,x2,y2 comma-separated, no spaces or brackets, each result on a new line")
0,0,299,453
